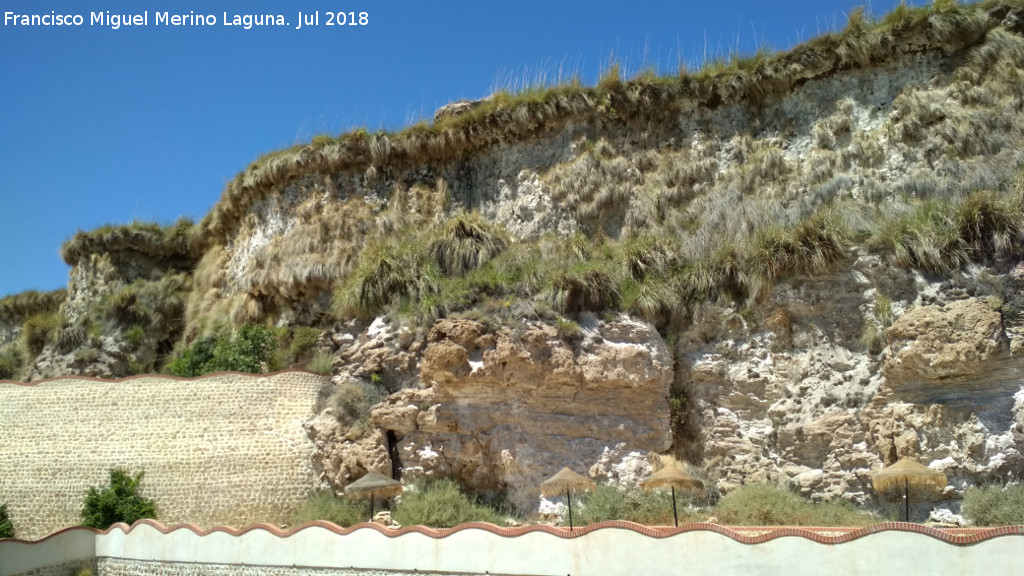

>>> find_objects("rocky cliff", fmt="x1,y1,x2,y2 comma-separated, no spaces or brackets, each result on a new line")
4,0,1024,522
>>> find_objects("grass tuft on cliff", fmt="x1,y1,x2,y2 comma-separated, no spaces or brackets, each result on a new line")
326,183,1024,331
0,289,66,322
866,190,1024,274
0,344,23,380
429,211,509,277
60,217,199,267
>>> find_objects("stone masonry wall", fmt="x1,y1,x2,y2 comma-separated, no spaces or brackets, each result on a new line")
0,371,326,540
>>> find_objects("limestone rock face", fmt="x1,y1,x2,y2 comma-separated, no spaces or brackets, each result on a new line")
369,315,673,511
884,299,1008,382
300,267,1024,515
25,252,189,382
304,412,391,486
681,259,1024,506
329,317,427,391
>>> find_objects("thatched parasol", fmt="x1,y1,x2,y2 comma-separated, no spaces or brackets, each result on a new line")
641,466,705,527
540,467,596,530
344,471,403,520
872,457,947,522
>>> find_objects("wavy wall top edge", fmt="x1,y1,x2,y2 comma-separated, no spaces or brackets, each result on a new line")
5,519,1023,547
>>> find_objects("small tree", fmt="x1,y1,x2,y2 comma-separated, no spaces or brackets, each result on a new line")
169,324,277,377
0,503,14,538
81,469,157,529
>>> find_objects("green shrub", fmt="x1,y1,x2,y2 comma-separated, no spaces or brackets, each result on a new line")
962,483,1024,526
577,484,682,525
712,484,876,526
124,324,145,348
0,503,14,538
555,317,582,340
292,491,363,527
168,324,277,377
393,479,504,528
308,351,334,375
81,469,157,530
329,381,383,440
0,345,23,380
73,347,100,365
279,326,322,367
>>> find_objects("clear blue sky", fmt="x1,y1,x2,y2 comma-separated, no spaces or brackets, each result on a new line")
0,0,920,298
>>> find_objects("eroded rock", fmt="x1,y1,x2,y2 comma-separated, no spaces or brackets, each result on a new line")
884,299,1008,382
370,315,672,511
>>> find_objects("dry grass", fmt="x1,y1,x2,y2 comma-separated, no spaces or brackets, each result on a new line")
0,289,65,322
131,0,1024,343
194,0,1012,253
61,218,199,266
20,311,65,357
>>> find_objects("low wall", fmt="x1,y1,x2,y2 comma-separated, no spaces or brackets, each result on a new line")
0,372,326,540
2,521,1023,576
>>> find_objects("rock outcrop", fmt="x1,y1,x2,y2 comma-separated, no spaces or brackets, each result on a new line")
679,263,1024,513
884,299,1009,383
308,315,673,511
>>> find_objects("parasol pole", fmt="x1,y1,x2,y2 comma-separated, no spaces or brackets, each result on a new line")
904,477,909,523
566,488,573,531
672,486,679,527
370,494,375,520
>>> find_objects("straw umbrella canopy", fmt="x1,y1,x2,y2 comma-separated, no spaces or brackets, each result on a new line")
872,457,947,522
641,466,705,527
540,467,596,530
344,471,403,520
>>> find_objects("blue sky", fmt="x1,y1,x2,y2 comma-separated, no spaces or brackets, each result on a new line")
0,0,921,298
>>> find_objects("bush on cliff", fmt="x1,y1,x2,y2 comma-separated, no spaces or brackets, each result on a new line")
393,479,504,528
168,324,277,377
0,344,22,380
0,503,14,538
962,483,1024,526
81,469,157,530
711,484,877,526
577,484,686,525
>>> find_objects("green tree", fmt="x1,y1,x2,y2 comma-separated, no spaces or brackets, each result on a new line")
0,503,14,538
81,469,157,530
169,324,277,377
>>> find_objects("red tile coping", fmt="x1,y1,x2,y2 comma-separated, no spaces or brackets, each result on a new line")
0,369,328,386
5,520,1022,547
